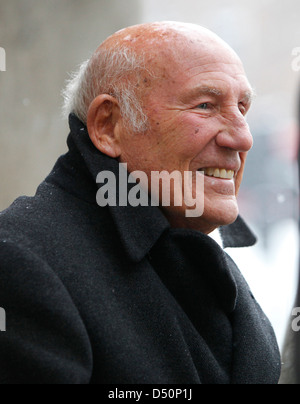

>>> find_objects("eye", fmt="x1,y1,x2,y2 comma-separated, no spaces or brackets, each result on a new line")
196,103,210,110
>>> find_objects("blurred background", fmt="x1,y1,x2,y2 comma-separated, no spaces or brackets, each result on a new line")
0,0,299,376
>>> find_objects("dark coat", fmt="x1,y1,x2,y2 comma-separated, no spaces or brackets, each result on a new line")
0,114,281,384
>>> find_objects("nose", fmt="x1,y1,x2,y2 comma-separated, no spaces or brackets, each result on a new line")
215,110,253,152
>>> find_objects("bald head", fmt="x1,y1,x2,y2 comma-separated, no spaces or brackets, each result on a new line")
101,21,238,57
99,21,244,88
63,21,246,130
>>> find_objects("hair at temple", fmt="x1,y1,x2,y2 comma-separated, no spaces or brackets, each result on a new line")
62,47,150,133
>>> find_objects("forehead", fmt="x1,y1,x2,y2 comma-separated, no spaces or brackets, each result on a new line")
155,43,252,102
180,81,254,105
115,24,253,103
178,71,253,104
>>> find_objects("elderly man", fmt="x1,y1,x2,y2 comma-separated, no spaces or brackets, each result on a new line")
0,22,280,384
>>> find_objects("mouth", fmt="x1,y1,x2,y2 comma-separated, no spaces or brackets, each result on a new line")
198,167,235,180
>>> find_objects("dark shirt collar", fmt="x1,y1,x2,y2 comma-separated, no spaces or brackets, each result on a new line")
48,114,256,262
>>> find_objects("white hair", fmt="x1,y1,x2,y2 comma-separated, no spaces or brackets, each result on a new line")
62,47,149,133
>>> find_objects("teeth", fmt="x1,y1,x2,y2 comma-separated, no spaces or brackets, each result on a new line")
202,168,234,180
220,169,227,178
214,168,220,178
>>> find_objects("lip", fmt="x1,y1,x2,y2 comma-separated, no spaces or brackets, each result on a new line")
202,173,236,195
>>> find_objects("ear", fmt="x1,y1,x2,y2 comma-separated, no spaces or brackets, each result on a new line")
87,95,122,158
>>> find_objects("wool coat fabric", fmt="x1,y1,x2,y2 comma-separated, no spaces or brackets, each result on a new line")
0,114,281,384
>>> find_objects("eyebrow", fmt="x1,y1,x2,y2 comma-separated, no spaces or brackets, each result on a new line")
182,85,256,104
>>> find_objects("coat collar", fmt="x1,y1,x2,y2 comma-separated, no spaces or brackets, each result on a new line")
55,114,256,262
65,114,170,263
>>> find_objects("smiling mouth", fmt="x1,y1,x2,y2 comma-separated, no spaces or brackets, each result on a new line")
198,168,235,180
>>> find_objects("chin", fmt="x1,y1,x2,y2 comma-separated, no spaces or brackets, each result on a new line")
203,198,240,228
162,204,239,235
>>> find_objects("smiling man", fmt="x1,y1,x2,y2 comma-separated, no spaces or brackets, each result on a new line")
0,22,280,384
86,23,254,234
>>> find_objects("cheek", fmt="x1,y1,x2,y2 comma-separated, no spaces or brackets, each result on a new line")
138,111,217,169
171,115,216,157
119,130,158,172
